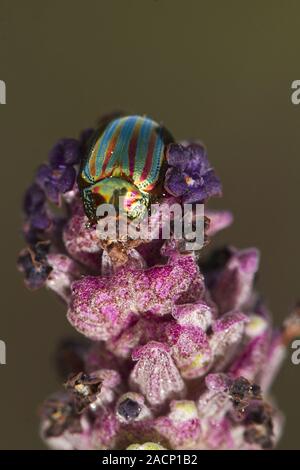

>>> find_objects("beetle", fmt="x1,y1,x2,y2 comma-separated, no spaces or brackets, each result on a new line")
78,115,173,225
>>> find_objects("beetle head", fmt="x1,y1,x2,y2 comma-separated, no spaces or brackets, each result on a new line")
82,177,149,225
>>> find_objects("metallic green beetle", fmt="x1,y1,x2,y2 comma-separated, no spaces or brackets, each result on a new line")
78,115,173,225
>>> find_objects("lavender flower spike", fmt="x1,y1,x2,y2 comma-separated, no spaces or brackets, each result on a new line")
18,115,299,450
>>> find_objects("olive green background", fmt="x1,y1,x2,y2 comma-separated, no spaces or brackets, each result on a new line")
0,0,299,449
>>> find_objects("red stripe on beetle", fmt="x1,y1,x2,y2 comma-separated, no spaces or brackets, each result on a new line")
128,120,141,178
140,130,156,183
101,123,122,177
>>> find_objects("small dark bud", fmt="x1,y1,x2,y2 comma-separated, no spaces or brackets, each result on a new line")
117,398,141,421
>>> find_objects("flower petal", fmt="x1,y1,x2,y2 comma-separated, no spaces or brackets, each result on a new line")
130,341,185,406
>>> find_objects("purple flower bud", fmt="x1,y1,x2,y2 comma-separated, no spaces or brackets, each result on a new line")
205,210,233,237
166,322,212,378
57,166,77,193
23,183,46,215
172,301,213,331
17,241,52,290
165,143,222,203
36,163,76,204
210,312,248,370
210,248,260,314
230,331,271,382
49,138,81,168
46,253,81,302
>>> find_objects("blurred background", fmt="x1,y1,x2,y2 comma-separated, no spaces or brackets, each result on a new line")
0,0,299,449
